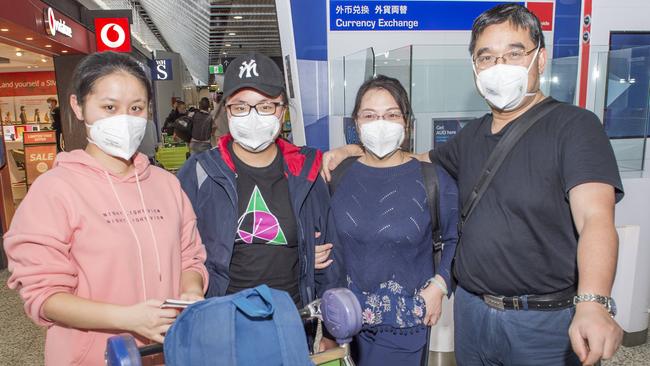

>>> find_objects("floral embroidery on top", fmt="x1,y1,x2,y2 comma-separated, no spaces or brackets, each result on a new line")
349,276,426,329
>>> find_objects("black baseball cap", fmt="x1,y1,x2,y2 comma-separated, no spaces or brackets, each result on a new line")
222,52,285,100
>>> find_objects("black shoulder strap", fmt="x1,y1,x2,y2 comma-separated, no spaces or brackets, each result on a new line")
328,157,357,195
420,161,442,269
459,100,562,233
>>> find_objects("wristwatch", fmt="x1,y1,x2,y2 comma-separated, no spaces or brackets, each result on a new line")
573,294,617,317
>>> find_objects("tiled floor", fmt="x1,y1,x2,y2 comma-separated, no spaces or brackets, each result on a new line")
1,269,648,365
0,270,45,366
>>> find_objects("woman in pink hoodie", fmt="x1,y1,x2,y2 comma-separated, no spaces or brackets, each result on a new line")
4,52,208,366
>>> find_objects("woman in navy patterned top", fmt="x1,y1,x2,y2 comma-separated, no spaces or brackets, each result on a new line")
330,75,458,365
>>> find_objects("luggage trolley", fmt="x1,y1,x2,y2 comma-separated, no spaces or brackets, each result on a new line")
106,288,363,366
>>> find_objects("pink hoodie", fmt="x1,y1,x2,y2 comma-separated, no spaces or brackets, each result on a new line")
4,150,208,366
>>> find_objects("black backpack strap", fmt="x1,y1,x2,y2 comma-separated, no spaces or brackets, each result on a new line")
459,100,562,235
420,161,442,269
328,157,358,195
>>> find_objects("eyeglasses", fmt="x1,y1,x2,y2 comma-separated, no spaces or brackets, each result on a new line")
473,46,538,70
226,102,285,117
356,110,405,123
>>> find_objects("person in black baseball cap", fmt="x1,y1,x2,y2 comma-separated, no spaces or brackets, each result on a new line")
220,52,287,153
222,51,286,101
178,52,344,352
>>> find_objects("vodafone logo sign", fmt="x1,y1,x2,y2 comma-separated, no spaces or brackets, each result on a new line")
43,7,72,37
94,18,131,53
100,23,126,48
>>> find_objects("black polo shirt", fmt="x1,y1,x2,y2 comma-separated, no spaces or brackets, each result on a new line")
430,98,624,296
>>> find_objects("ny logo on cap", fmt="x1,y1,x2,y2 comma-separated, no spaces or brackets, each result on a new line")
239,59,259,79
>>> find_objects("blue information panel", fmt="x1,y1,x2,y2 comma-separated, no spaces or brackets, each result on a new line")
330,1,523,31
433,118,473,147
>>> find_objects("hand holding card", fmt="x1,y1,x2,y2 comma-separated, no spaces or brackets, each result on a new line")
160,299,197,309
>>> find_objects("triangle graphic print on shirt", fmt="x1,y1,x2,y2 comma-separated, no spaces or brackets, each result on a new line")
236,185,288,245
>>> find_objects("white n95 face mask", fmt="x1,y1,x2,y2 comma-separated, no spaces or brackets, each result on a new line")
474,46,540,111
86,114,147,160
229,111,281,152
359,119,405,159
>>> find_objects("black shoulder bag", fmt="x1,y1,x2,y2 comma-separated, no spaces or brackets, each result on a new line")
458,100,561,236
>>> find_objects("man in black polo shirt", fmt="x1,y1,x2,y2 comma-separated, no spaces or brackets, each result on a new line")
323,4,623,365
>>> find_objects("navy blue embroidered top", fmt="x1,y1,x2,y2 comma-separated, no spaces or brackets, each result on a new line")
331,159,458,329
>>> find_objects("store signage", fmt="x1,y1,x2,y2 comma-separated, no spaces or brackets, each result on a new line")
526,2,554,31
24,131,56,145
23,131,57,186
44,7,73,37
94,18,132,52
152,59,173,80
0,72,57,97
209,64,224,75
330,1,526,31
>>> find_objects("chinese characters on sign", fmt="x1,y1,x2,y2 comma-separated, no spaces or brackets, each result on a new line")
334,4,409,15
330,1,527,31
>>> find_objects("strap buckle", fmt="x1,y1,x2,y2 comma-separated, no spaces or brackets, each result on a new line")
483,294,506,311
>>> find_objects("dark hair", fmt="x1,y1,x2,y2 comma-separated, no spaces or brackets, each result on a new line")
71,51,152,105
199,97,210,111
352,75,412,125
469,3,545,55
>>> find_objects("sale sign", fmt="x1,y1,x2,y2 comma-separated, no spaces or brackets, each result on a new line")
24,131,56,144
24,145,56,185
24,131,57,186
94,18,132,52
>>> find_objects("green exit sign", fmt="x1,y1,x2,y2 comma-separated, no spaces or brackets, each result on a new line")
209,64,224,74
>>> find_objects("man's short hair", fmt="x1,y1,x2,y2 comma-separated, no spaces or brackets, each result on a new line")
469,3,545,55
199,97,210,111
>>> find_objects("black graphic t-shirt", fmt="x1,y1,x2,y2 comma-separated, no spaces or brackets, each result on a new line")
226,142,300,304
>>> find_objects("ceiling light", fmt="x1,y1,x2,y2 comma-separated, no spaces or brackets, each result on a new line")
45,44,52,48
34,65,39,68
223,52,227,55
15,51,23,56
41,58,47,63
233,16,243,20
26,37,33,41
228,32,236,36
225,44,231,47
61,50,68,53
27,66,32,69
0,28,8,32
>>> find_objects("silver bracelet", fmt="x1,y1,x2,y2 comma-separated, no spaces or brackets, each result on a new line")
432,277,448,296
423,276,448,296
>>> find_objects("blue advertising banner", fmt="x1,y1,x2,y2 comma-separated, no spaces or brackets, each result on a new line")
330,1,523,31
152,59,173,81
433,118,472,147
